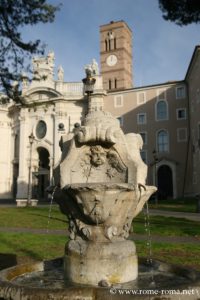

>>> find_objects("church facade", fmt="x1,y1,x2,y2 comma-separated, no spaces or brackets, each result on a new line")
0,20,199,205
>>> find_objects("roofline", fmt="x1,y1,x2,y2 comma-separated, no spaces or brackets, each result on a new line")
100,20,132,33
185,45,200,80
107,80,185,94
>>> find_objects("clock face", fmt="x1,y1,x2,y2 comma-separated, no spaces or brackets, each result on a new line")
106,55,118,66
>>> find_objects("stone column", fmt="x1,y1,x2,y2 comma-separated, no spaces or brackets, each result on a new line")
16,109,29,206
88,75,107,113
0,118,13,199
53,110,63,166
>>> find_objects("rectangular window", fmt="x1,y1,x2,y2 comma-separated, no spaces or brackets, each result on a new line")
139,132,147,145
157,130,169,152
157,88,166,100
137,92,146,105
117,116,123,127
176,86,185,99
140,150,147,164
114,95,123,107
137,113,147,125
176,108,187,120
177,128,187,142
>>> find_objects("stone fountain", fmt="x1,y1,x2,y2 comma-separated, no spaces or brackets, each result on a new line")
53,66,156,286
0,62,200,299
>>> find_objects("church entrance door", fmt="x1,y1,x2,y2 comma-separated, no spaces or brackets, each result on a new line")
33,147,50,202
157,165,173,200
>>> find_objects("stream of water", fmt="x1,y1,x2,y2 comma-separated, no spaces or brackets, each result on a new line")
143,201,155,287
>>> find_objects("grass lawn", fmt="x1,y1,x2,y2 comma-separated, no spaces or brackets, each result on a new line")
1,206,200,237
133,214,200,237
0,231,199,272
0,206,199,271
0,206,68,230
0,232,67,262
149,197,197,213
136,241,200,271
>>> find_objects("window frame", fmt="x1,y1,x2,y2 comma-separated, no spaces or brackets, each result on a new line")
140,150,148,164
157,129,169,153
176,85,186,99
114,94,123,108
177,128,187,142
137,91,146,105
176,108,187,120
139,131,147,145
137,113,147,125
117,116,123,127
156,99,168,121
157,88,166,101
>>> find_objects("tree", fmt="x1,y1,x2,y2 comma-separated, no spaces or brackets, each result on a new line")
159,0,200,26
0,0,60,102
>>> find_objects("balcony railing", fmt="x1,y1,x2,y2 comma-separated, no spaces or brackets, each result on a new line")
61,82,84,97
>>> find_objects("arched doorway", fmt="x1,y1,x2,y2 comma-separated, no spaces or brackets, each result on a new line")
157,165,173,200
33,147,50,201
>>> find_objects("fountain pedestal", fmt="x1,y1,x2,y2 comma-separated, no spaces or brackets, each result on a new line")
53,109,156,286
65,240,137,285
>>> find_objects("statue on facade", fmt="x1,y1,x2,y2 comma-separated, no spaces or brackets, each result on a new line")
47,50,55,67
84,58,99,77
57,65,64,81
91,58,99,75
32,51,55,82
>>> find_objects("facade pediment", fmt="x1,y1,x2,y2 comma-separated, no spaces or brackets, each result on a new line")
22,87,62,105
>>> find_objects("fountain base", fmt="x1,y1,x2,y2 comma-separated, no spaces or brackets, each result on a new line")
1,257,200,300
65,240,137,286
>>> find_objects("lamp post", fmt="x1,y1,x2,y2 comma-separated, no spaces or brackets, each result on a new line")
152,149,159,205
27,133,35,206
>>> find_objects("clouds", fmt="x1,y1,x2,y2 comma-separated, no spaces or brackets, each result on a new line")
21,0,200,85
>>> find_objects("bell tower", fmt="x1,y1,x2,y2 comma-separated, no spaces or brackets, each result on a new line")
100,20,133,91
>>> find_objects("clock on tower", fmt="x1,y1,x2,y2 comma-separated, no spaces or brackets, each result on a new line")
100,21,133,91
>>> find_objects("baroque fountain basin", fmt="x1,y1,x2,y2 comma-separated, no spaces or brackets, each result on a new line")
62,183,156,225
1,257,200,300
54,182,156,286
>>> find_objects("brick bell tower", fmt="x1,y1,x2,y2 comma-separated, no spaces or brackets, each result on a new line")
100,20,133,91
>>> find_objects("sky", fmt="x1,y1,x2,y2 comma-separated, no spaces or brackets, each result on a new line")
22,0,200,87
